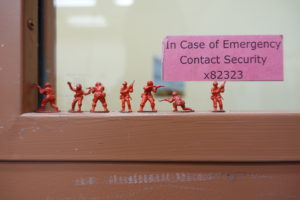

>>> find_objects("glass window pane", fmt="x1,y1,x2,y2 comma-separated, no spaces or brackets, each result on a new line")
56,0,300,111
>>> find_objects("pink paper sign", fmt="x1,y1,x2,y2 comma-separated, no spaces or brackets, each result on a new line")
162,35,283,81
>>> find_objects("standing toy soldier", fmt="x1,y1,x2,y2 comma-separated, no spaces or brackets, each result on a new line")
120,81,134,112
88,82,109,113
211,81,226,112
34,82,60,112
67,82,90,112
138,80,164,112
160,91,194,112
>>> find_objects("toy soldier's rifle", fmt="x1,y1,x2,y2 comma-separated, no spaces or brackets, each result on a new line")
33,83,44,94
85,86,94,95
159,96,172,102
153,85,165,89
222,81,226,87
128,80,135,89
33,83,41,89
128,80,135,99
220,81,226,99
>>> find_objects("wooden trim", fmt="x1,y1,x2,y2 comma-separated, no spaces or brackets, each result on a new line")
0,1,300,199
0,0,23,116
0,112,299,162
22,0,38,113
0,0,300,163
1,162,300,199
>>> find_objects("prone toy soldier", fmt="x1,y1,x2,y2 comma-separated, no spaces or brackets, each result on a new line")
160,91,194,112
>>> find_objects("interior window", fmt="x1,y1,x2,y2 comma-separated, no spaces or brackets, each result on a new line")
55,0,300,111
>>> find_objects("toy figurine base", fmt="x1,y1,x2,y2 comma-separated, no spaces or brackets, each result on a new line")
173,110,195,113
90,110,110,113
212,110,226,113
68,110,83,113
137,110,158,113
36,109,61,113
120,111,133,113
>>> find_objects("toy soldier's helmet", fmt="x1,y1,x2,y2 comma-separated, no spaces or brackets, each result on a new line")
147,81,153,86
213,81,218,86
122,81,127,85
45,82,51,87
95,82,101,86
172,91,177,96
76,84,82,90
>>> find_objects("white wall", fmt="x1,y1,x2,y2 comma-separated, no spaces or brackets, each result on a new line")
56,0,300,111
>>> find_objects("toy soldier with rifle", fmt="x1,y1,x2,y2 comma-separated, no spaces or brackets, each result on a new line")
211,81,226,112
138,80,164,112
34,82,60,112
120,81,134,112
87,82,109,113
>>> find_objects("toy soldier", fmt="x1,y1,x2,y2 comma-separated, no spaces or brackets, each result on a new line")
160,91,194,112
138,80,164,112
34,82,60,112
67,82,90,112
88,82,109,113
211,81,225,112
120,81,134,112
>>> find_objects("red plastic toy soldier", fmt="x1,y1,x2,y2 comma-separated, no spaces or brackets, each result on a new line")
120,81,134,112
34,82,60,112
211,81,226,112
67,82,90,112
160,91,194,112
88,82,109,113
138,80,164,112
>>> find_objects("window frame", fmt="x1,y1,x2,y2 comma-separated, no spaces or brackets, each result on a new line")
0,0,300,162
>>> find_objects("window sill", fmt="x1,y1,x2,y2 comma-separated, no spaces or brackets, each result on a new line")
0,111,299,162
